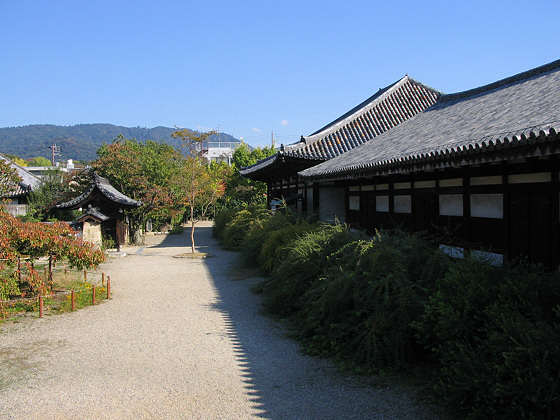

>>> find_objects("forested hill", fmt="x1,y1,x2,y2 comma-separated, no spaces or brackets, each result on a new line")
0,124,241,162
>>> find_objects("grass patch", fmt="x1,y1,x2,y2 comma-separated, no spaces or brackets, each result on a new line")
1,262,110,323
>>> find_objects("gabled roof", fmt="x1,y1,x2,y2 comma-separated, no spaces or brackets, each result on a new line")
0,153,41,196
76,206,109,223
300,59,560,180
240,76,441,178
57,173,143,209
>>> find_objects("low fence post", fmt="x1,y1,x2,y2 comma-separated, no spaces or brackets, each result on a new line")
84,269,87,283
39,294,43,318
71,289,75,311
92,285,96,305
102,272,105,285
107,276,110,299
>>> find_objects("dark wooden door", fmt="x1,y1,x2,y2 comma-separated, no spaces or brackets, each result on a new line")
413,193,437,234
510,193,552,265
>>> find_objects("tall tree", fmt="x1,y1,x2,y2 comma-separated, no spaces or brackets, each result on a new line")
93,136,183,243
171,129,226,253
222,142,276,207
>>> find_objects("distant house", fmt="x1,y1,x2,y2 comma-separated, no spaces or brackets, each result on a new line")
0,153,41,216
240,76,441,216
299,59,560,266
26,159,88,179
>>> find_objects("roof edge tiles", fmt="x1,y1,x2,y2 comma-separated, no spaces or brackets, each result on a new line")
57,173,143,208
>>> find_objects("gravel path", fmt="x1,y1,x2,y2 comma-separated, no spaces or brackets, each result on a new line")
0,222,442,419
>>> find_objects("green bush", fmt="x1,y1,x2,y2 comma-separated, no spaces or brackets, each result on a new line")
213,207,242,240
257,222,317,274
414,257,560,419
261,223,366,316
295,230,449,371
221,205,269,250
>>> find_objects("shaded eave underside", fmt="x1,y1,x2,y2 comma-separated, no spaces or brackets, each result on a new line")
240,155,323,182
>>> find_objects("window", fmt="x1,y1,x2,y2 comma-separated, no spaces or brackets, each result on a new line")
394,195,411,213
439,194,463,216
349,196,360,210
376,196,389,212
470,194,503,218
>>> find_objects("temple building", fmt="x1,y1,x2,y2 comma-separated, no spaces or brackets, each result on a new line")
57,173,142,250
240,76,441,214
299,59,560,266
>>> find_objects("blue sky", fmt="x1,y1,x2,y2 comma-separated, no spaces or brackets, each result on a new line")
1,1,559,147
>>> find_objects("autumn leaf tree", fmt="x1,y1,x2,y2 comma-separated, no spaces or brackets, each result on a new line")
0,209,105,299
171,129,226,253
93,136,184,243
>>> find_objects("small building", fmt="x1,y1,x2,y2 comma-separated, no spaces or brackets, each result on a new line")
57,173,143,251
0,153,41,216
76,207,109,248
240,76,441,215
300,59,560,266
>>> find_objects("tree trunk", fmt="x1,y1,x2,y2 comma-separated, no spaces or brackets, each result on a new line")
190,205,195,253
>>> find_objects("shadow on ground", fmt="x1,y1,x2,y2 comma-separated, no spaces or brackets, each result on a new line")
149,225,441,419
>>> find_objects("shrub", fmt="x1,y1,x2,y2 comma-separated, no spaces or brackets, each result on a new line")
249,209,317,272
221,205,269,250
213,207,242,240
261,223,366,316
295,230,449,371
257,222,317,274
414,257,560,418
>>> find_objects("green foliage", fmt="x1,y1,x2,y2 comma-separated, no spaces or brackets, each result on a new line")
27,168,87,221
219,142,276,208
261,223,366,316
291,230,449,371
221,205,269,250
28,156,52,166
93,136,184,243
0,158,21,199
217,208,560,417
414,257,560,419
213,207,243,240
240,206,315,271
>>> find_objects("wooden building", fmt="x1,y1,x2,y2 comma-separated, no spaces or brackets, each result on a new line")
240,76,441,214
0,153,41,216
299,60,560,266
57,173,142,251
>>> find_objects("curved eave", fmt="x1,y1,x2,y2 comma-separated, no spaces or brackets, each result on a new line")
300,126,560,181
57,173,143,209
240,154,323,182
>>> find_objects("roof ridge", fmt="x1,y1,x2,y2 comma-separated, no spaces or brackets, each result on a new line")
282,75,441,154
440,59,560,103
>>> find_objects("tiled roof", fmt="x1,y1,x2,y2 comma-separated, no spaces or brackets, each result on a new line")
0,153,41,197
76,206,109,222
300,59,560,180
240,76,441,177
57,173,143,208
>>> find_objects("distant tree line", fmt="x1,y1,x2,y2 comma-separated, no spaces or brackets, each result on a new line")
0,124,240,162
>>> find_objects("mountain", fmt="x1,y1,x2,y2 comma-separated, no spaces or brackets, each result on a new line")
0,124,241,162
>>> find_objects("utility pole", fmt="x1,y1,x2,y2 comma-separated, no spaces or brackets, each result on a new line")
271,131,276,148
50,144,61,166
